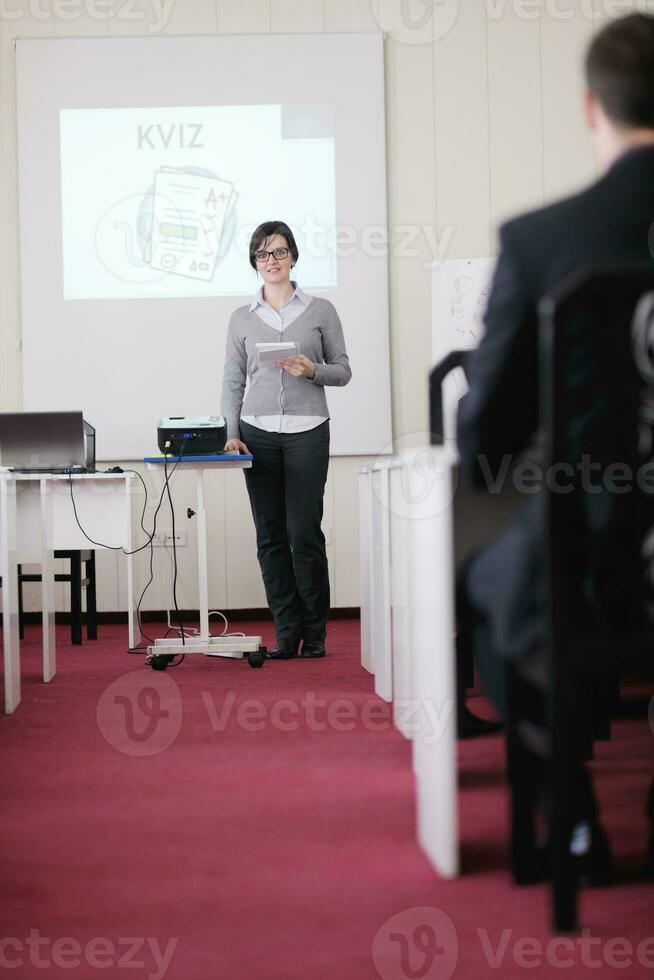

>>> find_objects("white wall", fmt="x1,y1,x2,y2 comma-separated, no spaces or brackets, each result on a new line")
1,0,636,613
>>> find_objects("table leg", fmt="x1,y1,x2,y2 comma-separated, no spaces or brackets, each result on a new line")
40,478,56,682
125,476,135,649
1,480,20,713
409,452,458,879
196,469,209,642
358,468,374,674
371,467,392,702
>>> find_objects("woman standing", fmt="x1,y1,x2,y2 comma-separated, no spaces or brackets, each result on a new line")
221,221,351,659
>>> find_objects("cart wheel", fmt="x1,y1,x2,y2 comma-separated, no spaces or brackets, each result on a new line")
150,654,172,671
248,651,266,669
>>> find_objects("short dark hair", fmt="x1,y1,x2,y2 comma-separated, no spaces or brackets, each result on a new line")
585,13,654,129
249,220,299,271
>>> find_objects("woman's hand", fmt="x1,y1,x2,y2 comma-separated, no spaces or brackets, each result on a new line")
277,355,316,379
223,438,250,454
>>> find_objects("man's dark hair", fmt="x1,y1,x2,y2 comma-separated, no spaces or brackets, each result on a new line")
249,220,299,271
585,13,654,129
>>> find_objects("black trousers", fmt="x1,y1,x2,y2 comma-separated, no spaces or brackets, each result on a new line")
457,552,598,822
240,419,330,644
456,553,507,720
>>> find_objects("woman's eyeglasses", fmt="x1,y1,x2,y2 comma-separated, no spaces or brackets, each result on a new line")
254,247,291,263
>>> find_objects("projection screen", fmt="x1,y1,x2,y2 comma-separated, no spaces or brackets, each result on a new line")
16,33,390,459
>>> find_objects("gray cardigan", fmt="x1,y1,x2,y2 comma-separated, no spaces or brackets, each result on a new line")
221,297,352,440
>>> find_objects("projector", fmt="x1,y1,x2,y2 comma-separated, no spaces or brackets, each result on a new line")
157,416,226,456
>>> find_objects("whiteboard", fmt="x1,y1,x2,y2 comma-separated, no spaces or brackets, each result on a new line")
432,257,496,441
16,34,391,459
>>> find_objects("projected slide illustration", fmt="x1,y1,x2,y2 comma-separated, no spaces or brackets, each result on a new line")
147,168,237,281
60,104,337,299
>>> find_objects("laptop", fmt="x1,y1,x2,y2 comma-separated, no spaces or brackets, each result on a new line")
0,411,95,473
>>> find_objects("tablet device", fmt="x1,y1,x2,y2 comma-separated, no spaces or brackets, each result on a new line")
255,341,300,366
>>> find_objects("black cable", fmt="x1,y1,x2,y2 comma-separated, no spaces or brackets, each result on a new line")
125,490,165,649
131,510,160,648
134,460,183,645
75,464,168,647
163,448,185,647
67,464,184,557
64,448,188,650
121,469,150,543
65,468,152,648
103,467,156,648
134,441,188,649
67,475,124,552
119,468,158,648
162,626,185,667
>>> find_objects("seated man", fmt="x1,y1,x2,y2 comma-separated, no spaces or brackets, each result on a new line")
457,13,654,870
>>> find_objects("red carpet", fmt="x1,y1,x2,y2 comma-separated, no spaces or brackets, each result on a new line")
1,620,652,980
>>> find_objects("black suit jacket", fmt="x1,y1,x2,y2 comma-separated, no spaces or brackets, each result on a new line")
457,145,654,659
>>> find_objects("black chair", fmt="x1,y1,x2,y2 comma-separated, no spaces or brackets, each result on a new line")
509,267,654,931
430,349,469,445
430,350,529,719
17,551,97,646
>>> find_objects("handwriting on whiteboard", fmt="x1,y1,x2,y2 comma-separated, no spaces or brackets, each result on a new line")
450,272,492,340
432,257,496,359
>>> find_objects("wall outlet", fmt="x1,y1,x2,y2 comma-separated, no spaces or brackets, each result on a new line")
153,529,187,547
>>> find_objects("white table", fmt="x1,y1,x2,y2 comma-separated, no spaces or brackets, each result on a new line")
358,443,525,879
1,472,136,713
0,474,52,713
358,446,459,879
144,456,264,665
357,460,393,698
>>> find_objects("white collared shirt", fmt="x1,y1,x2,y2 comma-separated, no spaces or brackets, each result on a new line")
241,283,328,434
